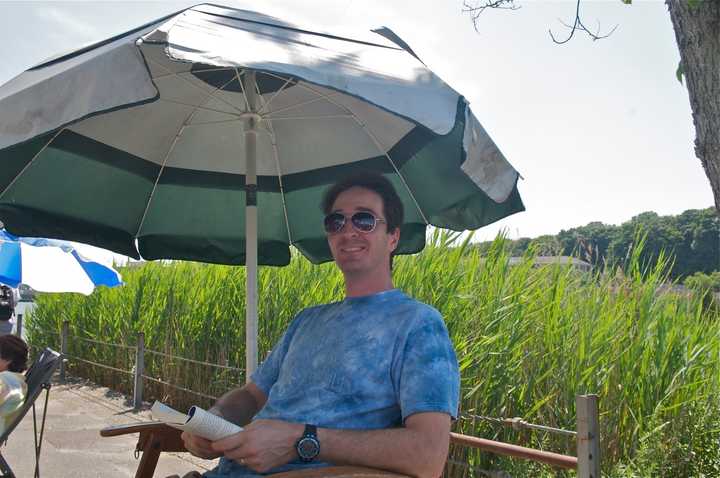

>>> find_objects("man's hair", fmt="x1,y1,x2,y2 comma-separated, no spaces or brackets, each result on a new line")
0,334,28,373
321,173,404,233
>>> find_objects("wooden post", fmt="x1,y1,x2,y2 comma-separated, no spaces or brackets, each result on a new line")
134,332,145,410
14,314,22,338
60,320,69,383
576,394,601,478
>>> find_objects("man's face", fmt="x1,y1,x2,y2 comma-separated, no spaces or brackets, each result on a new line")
326,187,399,279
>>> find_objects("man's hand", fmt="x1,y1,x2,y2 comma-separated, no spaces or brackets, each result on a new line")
211,419,304,473
181,431,223,460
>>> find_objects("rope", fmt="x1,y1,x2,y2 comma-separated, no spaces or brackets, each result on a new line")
65,355,133,375
69,335,136,350
144,348,243,372
141,375,219,401
461,414,577,437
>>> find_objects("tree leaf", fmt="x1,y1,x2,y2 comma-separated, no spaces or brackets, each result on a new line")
676,61,684,84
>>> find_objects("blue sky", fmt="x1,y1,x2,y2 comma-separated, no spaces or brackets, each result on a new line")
0,0,713,262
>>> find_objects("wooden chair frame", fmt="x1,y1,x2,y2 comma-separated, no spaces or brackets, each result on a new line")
100,422,579,478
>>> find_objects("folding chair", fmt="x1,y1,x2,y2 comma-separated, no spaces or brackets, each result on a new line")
0,348,62,478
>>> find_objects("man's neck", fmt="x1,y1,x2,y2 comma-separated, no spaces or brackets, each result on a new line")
344,274,394,298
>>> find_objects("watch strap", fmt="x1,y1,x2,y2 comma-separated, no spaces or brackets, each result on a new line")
296,423,320,462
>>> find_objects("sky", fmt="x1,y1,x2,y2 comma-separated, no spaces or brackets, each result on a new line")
0,0,714,264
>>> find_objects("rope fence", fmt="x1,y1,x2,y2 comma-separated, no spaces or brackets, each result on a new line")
58,321,244,410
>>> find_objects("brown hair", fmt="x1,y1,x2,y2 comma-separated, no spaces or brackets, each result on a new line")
0,335,28,373
321,173,404,233
322,173,404,269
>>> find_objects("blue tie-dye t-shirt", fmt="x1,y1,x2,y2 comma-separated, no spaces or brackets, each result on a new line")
206,288,459,477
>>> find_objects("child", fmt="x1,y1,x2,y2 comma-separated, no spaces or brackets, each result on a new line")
0,335,28,435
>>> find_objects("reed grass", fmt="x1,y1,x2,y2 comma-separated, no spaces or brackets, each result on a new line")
27,231,719,477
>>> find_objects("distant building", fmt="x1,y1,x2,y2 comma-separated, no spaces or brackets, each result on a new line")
508,256,592,272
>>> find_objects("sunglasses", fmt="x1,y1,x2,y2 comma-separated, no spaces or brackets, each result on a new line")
323,211,386,234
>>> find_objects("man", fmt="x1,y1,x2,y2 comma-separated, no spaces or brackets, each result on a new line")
182,173,459,478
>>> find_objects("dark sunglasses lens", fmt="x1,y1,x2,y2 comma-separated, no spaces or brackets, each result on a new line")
324,213,345,233
351,212,376,232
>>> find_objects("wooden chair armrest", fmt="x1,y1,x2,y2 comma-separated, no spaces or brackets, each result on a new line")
100,421,186,478
450,432,578,470
100,421,179,438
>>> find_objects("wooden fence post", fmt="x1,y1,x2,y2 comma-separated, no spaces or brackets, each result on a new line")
60,320,69,383
576,394,601,478
14,314,22,338
133,332,145,410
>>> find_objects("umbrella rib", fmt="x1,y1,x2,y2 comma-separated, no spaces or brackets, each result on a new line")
0,128,64,201
158,98,243,118
254,90,294,247
256,76,294,116
263,114,354,121
258,93,343,117
134,126,186,239
235,68,251,112
282,80,430,226
148,59,247,115
184,118,244,127
355,123,430,225
134,73,242,238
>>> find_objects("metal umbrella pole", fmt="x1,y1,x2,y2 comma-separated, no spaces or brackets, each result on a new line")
242,70,259,380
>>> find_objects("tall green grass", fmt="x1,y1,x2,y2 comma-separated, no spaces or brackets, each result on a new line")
27,232,719,477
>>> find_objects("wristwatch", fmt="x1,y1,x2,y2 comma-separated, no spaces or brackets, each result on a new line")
295,424,320,462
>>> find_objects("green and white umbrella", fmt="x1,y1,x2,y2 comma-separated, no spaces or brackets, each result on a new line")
0,4,524,375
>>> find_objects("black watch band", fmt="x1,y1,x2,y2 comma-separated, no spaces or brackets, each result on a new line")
295,424,320,462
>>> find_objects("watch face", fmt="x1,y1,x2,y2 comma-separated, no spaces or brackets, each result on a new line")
297,436,320,461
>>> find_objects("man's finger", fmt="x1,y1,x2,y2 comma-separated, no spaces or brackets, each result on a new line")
182,432,220,459
211,430,247,452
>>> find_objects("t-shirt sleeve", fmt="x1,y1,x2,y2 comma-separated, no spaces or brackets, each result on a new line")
250,311,305,396
394,308,460,422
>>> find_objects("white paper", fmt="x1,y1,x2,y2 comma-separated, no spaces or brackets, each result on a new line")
150,401,243,441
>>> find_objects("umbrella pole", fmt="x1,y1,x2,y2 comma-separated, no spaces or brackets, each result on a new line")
243,71,259,382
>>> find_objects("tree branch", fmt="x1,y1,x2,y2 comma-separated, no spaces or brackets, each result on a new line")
462,0,618,43
462,0,519,32
550,0,619,44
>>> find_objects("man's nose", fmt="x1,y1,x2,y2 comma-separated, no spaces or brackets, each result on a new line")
338,219,358,236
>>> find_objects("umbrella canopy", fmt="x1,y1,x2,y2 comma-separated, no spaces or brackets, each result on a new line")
0,4,524,373
0,230,122,295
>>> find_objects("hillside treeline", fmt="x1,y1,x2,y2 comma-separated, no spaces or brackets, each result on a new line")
475,207,718,279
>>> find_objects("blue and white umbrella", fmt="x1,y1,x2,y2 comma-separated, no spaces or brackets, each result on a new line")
0,230,122,295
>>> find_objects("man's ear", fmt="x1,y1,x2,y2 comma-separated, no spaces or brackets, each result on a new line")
388,227,400,252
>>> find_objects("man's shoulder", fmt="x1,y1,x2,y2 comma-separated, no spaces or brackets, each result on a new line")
393,293,442,319
290,300,344,324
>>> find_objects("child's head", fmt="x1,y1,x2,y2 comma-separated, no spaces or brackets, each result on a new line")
0,335,28,373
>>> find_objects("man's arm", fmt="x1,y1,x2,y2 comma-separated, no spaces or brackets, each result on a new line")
182,381,267,459
212,412,451,478
319,412,451,478
211,381,268,425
